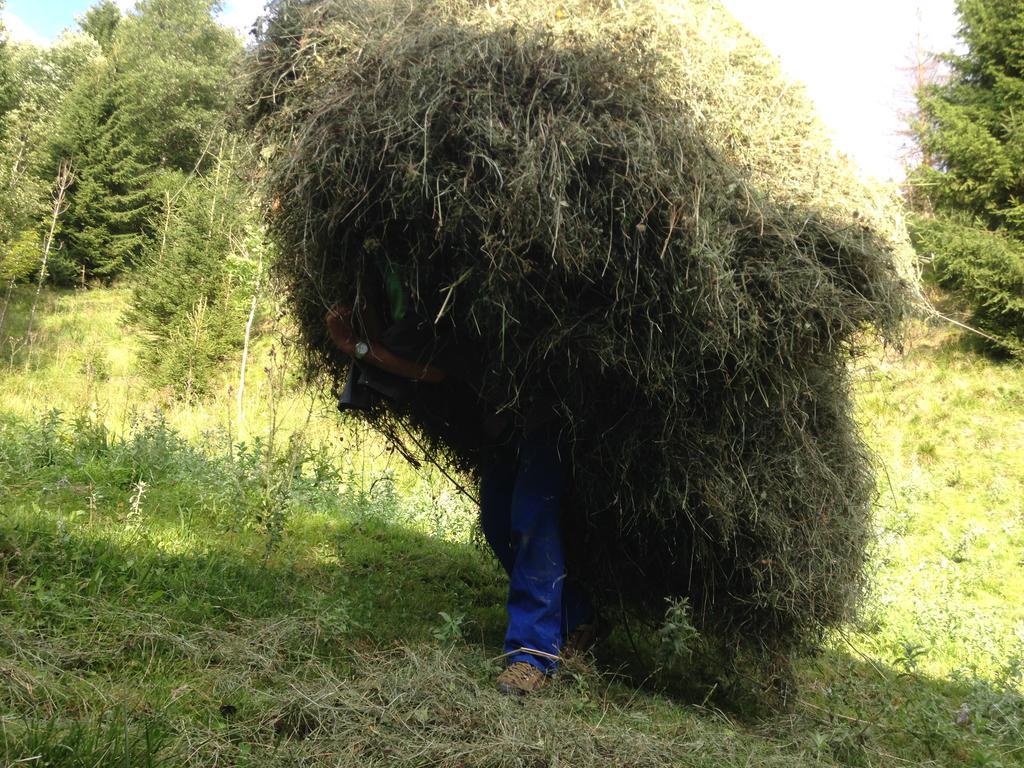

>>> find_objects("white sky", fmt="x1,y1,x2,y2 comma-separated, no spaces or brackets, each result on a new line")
2,8,49,45
6,0,961,181
720,0,960,181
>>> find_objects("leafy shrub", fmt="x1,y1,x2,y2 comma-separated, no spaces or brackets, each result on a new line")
1,230,45,283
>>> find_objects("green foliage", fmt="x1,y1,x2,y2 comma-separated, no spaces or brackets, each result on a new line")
655,598,704,675
0,35,101,260
51,69,157,279
0,230,43,283
432,611,467,645
912,0,1024,233
0,0,14,124
909,214,1024,356
40,0,241,283
0,409,344,540
0,0,244,291
128,152,263,399
910,0,1024,354
78,0,122,53
111,0,241,171
657,597,701,669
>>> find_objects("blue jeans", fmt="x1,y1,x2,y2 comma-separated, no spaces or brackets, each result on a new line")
479,427,591,673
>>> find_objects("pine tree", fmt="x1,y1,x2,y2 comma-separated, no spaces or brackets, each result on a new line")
1,34,101,281
51,66,156,278
42,0,242,282
910,0,1024,355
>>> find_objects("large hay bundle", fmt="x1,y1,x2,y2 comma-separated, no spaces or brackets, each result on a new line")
245,0,911,653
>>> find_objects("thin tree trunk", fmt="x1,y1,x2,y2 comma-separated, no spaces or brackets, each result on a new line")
184,296,208,404
208,133,225,228
6,141,28,195
25,161,74,351
158,190,172,264
237,252,263,436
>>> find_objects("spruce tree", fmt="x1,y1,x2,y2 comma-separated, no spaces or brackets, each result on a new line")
2,34,101,280
910,0,1024,355
48,0,240,281
51,66,156,278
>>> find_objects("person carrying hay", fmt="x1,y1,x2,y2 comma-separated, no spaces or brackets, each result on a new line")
325,273,596,695
248,0,912,685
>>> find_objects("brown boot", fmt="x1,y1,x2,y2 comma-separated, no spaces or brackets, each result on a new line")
496,662,550,696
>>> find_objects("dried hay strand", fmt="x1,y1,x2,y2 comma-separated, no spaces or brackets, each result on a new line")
243,0,913,657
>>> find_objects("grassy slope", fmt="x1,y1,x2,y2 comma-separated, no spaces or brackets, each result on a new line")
856,330,1024,680
0,286,1022,767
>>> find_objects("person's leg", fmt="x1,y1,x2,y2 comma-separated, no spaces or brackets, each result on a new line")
503,428,567,674
561,578,592,639
479,446,517,575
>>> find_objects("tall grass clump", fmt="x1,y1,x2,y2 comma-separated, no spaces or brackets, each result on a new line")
243,0,914,659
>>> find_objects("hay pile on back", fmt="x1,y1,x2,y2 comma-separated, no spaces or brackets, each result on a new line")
244,0,911,654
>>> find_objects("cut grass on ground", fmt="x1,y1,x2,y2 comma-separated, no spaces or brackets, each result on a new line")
0,286,1022,766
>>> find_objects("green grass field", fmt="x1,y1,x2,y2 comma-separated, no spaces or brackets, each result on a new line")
1,286,1022,767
